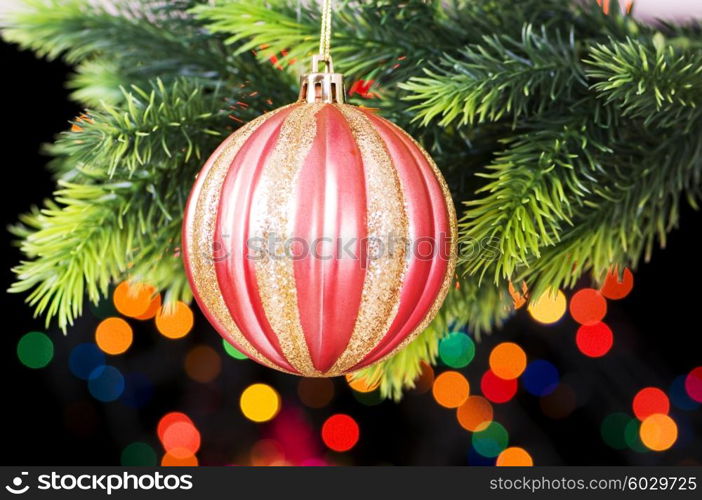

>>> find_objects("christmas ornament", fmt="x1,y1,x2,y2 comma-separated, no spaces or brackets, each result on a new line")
182,1,457,376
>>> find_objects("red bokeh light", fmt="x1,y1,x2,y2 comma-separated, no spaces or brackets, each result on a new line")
686,367,702,403
569,288,607,325
576,322,614,357
632,387,670,421
321,414,360,452
480,370,518,404
600,268,634,300
157,412,193,442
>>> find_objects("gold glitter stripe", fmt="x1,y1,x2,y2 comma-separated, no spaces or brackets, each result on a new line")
186,106,296,373
325,104,409,375
252,104,322,376
364,117,458,364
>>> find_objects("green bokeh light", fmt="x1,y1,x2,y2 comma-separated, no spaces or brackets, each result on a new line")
624,418,649,453
17,331,54,369
121,442,158,466
222,339,248,360
352,389,383,406
601,412,630,450
88,288,118,319
472,421,508,458
438,331,475,368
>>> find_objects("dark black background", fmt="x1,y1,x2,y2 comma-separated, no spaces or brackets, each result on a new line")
1,39,700,466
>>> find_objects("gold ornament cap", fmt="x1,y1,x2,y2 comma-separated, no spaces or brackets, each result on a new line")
299,55,345,104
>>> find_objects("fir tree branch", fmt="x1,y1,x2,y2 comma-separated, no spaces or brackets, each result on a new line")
9,79,231,331
517,119,702,300
1,0,259,105
3,0,224,68
585,36,702,129
459,109,616,282
49,79,227,176
401,25,587,127
193,0,461,85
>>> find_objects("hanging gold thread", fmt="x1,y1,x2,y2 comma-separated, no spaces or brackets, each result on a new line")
318,0,333,68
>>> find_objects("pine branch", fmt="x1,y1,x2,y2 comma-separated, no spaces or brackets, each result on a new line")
9,79,231,330
49,79,227,176
4,0,224,68
586,36,702,129
67,59,126,106
402,25,587,127
1,0,255,105
193,0,461,86
518,120,702,300
459,109,616,282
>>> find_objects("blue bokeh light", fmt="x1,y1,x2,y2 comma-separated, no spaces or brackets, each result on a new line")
522,359,559,396
69,343,106,380
121,372,154,408
669,375,700,411
88,365,125,402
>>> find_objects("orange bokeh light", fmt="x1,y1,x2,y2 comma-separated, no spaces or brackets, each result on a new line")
345,374,380,393
161,449,198,466
569,288,607,325
250,439,285,466
95,317,133,355
113,282,157,318
413,362,435,394
496,447,534,466
489,342,527,380
432,371,470,408
135,291,161,320
640,414,677,451
184,345,221,383
297,378,335,408
456,396,493,432
155,301,194,339
632,387,670,421
600,268,634,300
162,421,201,456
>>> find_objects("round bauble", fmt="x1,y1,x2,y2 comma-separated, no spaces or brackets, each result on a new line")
183,69,456,376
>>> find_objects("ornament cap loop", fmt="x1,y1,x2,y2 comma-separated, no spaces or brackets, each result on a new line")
299,73,345,104
312,54,334,73
299,55,345,104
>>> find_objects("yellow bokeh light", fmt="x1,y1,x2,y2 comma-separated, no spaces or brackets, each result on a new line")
489,342,527,380
95,317,133,355
496,447,534,466
155,301,194,339
640,413,678,451
528,290,567,324
240,383,281,423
